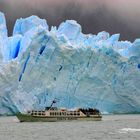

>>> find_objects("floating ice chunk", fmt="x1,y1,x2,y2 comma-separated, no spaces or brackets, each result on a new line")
13,15,49,36
120,128,140,133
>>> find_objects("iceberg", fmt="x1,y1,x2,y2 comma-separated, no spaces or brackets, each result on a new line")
0,11,140,115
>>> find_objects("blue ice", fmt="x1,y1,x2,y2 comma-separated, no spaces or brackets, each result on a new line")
0,11,140,115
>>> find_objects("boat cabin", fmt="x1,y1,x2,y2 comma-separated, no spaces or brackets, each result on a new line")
28,107,101,117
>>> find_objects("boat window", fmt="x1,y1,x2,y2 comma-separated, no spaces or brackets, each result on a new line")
50,112,52,116
67,112,71,116
70,112,73,116
74,112,77,115
61,112,65,116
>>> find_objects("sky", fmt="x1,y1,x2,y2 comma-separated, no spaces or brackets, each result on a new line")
0,0,140,41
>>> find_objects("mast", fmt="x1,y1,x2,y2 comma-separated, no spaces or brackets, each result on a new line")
49,99,57,109
47,98,59,110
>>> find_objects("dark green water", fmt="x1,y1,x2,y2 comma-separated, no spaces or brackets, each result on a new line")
0,115,140,140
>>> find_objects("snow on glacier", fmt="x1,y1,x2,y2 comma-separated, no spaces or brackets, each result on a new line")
0,11,140,115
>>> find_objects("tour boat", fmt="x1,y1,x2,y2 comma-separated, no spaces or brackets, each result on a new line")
16,100,102,122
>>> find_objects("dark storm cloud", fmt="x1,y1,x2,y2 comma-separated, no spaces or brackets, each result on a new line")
0,0,140,41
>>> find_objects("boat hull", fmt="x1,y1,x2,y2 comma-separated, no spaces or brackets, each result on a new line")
16,113,102,122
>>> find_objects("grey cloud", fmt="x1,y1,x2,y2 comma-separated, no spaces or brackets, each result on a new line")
0,0,140,41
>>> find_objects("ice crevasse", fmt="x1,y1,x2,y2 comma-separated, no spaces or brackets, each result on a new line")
0,11,140,115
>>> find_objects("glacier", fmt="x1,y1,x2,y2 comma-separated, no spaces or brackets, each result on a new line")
0,11,140,115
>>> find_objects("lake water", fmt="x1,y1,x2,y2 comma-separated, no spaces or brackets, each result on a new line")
0,115,140,140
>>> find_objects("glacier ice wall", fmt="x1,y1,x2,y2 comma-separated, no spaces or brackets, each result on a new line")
0,11,140,115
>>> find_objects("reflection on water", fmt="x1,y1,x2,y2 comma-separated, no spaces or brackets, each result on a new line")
0,115,140,140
